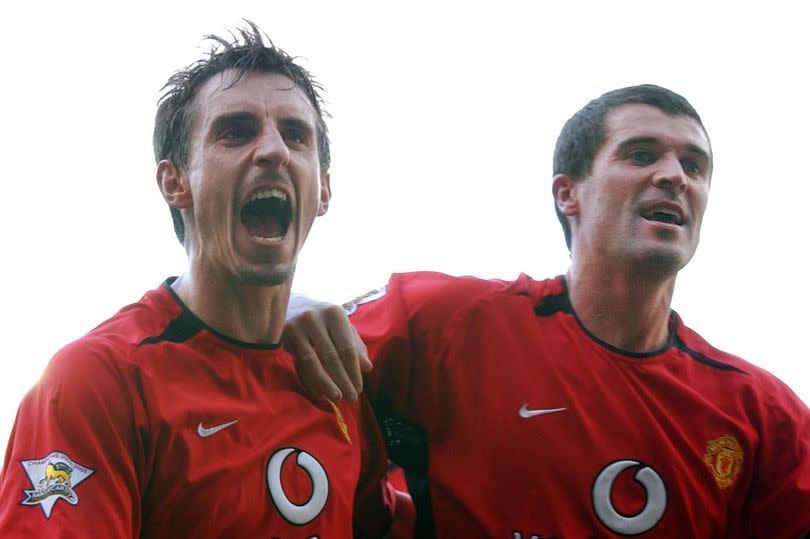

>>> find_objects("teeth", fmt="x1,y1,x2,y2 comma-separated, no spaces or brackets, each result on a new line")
247,188,287,204
251,235,283,244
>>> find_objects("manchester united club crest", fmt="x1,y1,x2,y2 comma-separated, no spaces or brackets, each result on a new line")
703,435,743,489
20,451,95,518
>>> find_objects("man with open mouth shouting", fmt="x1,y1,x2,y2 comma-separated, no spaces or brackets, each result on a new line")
0,22,402,538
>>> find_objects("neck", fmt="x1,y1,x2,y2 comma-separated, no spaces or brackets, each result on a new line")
566,256,676,354
171,268,289,345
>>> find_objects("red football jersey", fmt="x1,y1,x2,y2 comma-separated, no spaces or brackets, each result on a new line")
0,280,393,538
345,272,810,538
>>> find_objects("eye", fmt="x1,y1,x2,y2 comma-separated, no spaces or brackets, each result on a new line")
219,124,254,142
628,149,656,165
681,158,702,175
282,127,308,146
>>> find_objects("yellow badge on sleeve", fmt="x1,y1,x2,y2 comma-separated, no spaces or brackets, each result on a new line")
342,286,387,316
20,451,95,518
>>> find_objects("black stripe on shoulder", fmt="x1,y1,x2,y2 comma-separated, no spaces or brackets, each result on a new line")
139,310,203,345
673,333,743,373
533,291,570,317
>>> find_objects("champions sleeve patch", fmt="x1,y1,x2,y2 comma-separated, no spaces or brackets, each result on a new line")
342,286,387,316
20,451,95,518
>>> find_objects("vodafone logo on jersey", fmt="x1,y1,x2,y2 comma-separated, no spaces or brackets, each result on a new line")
592,460,667,535
266,448,329,525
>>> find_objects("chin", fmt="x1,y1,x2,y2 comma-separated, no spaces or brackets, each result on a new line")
629,245,693,277
235,265,295,287
624,242,680,277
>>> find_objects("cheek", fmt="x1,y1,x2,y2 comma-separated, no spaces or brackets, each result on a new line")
692,187,710,219
300,196,322,225
591,191,625,223
191,176,234,228
297,171,325,214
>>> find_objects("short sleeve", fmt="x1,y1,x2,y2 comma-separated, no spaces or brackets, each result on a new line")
0,337,146,538
347,272,503,427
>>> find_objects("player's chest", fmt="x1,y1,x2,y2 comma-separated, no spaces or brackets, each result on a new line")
137,358,359,537
428,314,754,536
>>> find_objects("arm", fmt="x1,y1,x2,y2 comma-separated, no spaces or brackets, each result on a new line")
285,273,490,411
0,339,145,537
287,273,491,536
286,288,419,538
744,376,810,538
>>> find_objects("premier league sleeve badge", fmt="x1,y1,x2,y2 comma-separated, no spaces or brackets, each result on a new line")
19,451,95,518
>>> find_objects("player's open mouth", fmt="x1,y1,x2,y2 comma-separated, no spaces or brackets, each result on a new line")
240,188,292,243
641,207,684,226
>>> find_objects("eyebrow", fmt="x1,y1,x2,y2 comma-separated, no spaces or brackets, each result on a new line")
278,116,316,136
616,136,711,161
209,111,256,129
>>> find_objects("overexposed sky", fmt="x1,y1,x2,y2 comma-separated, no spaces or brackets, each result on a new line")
2,1,808,463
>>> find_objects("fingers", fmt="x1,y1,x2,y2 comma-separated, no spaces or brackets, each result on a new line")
354,327,373,373
283,306,369,403
311,317,358,403
323,307,365,399
283,323,342,402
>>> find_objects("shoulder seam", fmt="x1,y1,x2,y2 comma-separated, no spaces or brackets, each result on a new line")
673,333,745,373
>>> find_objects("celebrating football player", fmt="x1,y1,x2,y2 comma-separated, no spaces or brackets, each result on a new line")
0,22,402,538
284,84,810,538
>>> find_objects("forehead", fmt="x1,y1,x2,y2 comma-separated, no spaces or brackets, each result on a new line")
603,103,712,159
191,69,317,127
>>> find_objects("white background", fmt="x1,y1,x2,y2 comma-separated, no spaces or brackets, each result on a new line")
2,1,808,464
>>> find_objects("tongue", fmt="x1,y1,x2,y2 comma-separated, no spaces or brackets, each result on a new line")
243,214,283,239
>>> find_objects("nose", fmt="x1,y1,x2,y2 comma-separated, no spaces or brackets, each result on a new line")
651,152,687,193
253,126,290,168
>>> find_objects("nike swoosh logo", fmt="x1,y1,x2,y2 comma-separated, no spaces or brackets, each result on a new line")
197,419,238,438
519,404,566,418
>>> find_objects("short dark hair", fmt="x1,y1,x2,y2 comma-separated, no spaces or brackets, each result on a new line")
552,84,706,250
153,21,330,244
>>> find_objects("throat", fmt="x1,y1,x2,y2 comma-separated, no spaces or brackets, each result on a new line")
565,270,675,354
177,275,289,344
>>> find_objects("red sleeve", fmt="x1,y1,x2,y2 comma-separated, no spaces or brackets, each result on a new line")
352,395,396,538
346,272,503,427
744,374,810,538
0,337,147,538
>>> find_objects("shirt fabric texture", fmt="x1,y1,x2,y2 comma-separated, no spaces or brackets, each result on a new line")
348,271,810,538
0,279,393,538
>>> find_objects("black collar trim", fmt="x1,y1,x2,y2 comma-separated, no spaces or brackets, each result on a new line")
535,276,674,359
139,277,281,350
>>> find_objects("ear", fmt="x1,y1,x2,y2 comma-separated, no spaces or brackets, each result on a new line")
552,173,579,217
317,171,331,216
156,160,192,210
